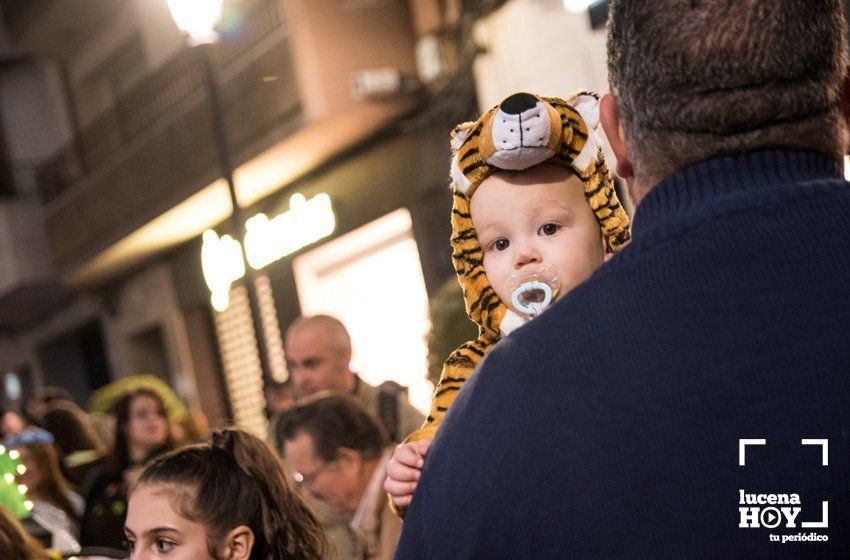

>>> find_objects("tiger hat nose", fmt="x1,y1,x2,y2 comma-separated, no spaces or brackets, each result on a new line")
499,92,538,115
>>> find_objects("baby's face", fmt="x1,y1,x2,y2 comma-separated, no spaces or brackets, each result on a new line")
470,164,605,317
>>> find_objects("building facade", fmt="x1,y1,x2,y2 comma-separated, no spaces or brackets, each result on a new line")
0,0,627,433
0,0,476,431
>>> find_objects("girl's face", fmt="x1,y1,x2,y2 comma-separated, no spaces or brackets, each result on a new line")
125,483,214,560
127,394,170,453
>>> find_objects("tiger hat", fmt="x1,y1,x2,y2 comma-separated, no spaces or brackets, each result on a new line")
407,91,631,444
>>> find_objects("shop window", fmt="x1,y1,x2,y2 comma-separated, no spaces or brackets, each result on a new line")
293,208,434,413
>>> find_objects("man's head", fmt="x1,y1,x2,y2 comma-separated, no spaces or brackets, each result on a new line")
471,164,606,317
284,315,354,398
601,0,850,203
279,394,389,513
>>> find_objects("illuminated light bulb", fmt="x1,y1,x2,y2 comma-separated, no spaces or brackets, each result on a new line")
563,0,594,12
0,445,5,454
290,193,306,208
17,464,26,475
211,291,231,313
8,450,19,460
17,484,27,494
3,474,14,484
24,500,33,511
166,0,224,45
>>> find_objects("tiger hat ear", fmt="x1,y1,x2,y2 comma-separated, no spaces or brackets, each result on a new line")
568,91,601,131
449,122,476,193
561,91,602,174
450,122,475,153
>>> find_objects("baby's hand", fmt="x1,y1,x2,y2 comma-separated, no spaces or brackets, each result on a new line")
384,438,432,508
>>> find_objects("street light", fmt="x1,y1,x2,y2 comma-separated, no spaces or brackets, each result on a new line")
166,0,273,386
563,0,595,13
166,0,223,45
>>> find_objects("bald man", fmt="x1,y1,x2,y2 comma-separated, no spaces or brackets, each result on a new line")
283,315,424,444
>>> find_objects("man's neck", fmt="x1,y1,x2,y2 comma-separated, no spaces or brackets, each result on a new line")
343,371,357,394
626,174,660,208
352,456,382,511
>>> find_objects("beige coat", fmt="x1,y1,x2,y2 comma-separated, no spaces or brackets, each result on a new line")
351,375,425,443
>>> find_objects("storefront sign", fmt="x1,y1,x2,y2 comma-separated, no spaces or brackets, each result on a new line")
202,193,335,311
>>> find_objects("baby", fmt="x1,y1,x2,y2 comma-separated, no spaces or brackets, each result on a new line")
385,92,631,511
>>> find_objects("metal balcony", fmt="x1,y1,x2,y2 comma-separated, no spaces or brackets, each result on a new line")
36,0,301,271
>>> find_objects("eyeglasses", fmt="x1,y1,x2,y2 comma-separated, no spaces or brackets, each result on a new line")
293,459,337,486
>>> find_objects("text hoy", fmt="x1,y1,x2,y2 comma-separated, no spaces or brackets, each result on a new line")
738,490,828,529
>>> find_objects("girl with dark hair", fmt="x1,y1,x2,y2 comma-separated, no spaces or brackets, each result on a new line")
80,388,174,550
41,400,107,489
125,428,327,560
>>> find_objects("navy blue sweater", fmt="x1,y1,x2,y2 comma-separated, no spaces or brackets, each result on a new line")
395,150,850,559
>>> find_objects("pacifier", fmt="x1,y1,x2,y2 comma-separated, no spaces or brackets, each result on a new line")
508,264,561,319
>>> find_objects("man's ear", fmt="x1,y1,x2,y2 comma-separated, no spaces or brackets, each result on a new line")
221,526,255,560
599,93,634,180
336,447,362,471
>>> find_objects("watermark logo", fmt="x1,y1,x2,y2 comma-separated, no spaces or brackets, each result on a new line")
737,438,829,544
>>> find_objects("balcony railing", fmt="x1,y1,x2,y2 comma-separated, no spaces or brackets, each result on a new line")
38,0,289,204
37,0,301,269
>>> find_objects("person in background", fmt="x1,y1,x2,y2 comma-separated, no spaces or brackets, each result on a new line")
23,387,75,428
6,429,83,553
0,506,55,560
80,388,174,550
284,315,424,443
125,428,326,560
0,406,25,438
40,401,108,491
280,395,400,560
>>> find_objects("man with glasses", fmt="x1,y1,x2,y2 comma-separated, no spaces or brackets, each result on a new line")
281,394,401,560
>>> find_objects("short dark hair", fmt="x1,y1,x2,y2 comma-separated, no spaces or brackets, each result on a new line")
607,0,849,181
279,394,389,461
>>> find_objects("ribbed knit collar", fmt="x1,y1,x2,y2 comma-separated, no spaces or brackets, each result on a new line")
631,150,844,242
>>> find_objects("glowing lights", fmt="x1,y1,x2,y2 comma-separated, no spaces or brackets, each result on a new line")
202,230,245,312
202,193,335,311
17,484,27,494
166,0,224,45
16,464,25,475
293,208,433,414
245,194,335,270
3,474,13,484
24,500,33,511
212,285,268,438
8,450,19,461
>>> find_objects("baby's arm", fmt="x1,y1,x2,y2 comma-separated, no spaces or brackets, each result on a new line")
387,337,497,515
384,439,432,508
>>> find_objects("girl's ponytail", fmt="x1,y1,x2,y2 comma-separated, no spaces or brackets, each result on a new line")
213,429,326,559
139,428,326,560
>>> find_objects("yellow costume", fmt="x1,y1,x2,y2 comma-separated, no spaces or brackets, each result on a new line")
409,91,631,444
